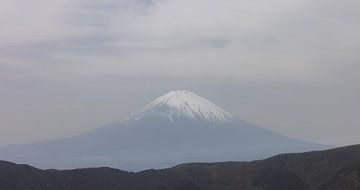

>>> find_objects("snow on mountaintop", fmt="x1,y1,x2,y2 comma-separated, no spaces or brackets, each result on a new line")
125,90,232,123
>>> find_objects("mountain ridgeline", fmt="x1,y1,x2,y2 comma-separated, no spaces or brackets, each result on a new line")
1,145,360,190
0,90,328,171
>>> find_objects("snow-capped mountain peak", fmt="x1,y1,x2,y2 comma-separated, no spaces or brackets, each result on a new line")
125,90,232,123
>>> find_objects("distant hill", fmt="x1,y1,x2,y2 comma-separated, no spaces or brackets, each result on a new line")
0,90,327,171
1,144,360,190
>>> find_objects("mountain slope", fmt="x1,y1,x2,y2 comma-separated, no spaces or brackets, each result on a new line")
0,90,328,171
1,145,360,190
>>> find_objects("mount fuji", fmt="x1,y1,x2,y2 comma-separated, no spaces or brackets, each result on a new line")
0,90,328,171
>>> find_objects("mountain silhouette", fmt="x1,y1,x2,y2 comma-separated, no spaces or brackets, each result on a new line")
1,144,360,190
0,90,328,171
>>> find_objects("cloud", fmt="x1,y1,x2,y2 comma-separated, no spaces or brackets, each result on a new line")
2,0,359,83
0,0,84,45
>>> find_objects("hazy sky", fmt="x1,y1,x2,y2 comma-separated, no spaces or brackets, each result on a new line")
0,0,359,146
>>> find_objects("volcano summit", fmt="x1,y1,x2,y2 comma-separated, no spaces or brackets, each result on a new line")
0,90,328,171
126,90,232,123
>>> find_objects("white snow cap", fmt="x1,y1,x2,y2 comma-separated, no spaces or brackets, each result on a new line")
126,90,232,123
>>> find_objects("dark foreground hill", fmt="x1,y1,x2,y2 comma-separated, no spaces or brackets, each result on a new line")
1,145,360,190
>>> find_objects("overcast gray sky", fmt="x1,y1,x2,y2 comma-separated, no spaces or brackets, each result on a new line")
0,0,359,146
